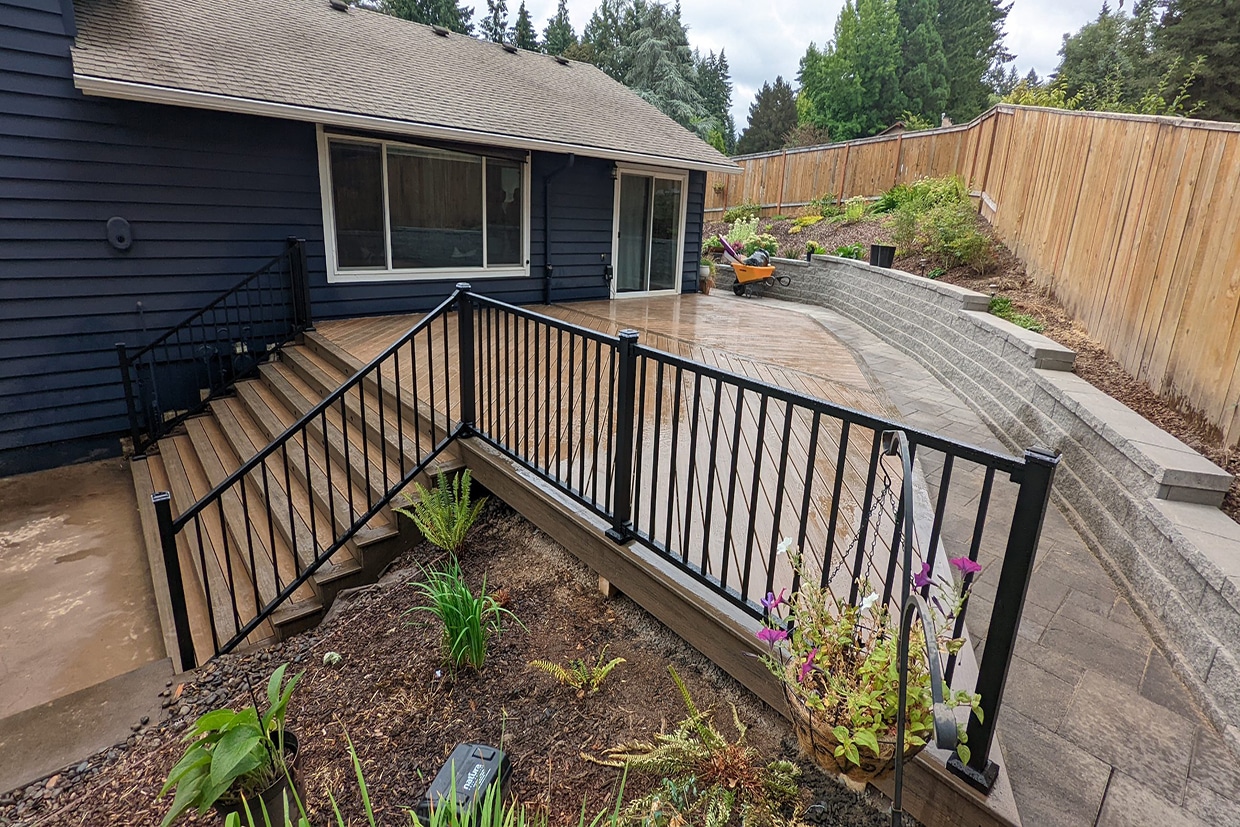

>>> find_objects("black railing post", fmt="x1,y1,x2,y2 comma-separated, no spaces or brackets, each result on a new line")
287,237,313,332
606,329,640,544
153,491,197,672
949,446,1059,792
456,283,476,435
115,343,148,455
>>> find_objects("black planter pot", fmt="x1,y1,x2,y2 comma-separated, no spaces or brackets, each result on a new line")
215,731,302,824
869,244,896,268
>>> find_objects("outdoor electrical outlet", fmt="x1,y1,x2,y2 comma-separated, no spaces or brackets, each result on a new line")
415,743,511,823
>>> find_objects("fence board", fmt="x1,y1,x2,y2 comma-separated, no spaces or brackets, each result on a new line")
705,105,1240,445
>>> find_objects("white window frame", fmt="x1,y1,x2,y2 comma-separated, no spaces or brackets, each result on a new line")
317,125,531,283
609,164,690,298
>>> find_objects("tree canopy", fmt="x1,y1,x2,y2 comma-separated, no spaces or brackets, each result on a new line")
1158,0,1240,122
736,76,798,154
542,0,577,55
480,0,508,42
509,0,538,49
379,0,475,35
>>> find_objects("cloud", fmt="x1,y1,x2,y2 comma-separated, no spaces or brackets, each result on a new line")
517,0,1100,131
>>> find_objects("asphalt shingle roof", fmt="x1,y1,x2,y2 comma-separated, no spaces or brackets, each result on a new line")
68,0,736,172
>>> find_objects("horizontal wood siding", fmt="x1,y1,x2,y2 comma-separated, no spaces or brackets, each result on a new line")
0,0,328,473
681,170,705,293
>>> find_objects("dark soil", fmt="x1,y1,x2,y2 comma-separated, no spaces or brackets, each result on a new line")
704,213,1239,526
0,502,901,827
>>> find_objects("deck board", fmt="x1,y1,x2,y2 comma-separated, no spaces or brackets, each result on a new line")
317,294,908,611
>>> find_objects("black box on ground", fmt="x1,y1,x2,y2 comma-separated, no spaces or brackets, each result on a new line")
415,742,512,824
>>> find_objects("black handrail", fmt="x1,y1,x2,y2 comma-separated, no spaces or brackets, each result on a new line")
117,238,312,454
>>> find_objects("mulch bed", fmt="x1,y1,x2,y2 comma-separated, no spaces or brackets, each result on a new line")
1,502,900,826
704,214,1239,526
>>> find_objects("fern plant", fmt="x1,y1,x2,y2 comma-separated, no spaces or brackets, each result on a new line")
529,648,626,696
596,667,798,827
395,471,486,553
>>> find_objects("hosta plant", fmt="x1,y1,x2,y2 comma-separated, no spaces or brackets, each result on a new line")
159,664,303,826
756,542,983,781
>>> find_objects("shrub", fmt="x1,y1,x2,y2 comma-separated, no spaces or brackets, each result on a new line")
395,471,486,554
408,557,521,671
807,193,841,216
920,201,993,273
792,214,824,228
726,215,760,250
741,233,778,257
841,196,869,223
833,243,864,260
988,296,1045,332
722,202,760,223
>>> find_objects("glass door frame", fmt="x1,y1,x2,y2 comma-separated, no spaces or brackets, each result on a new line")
609,164,690,299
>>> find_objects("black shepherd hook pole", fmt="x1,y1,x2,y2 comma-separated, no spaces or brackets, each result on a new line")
883,431,958,827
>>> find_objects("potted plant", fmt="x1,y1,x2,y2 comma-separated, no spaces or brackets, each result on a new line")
699,259,717,294
756,543,982,787
159,663,304,826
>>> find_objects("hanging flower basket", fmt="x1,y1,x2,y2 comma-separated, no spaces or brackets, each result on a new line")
782,674,927,785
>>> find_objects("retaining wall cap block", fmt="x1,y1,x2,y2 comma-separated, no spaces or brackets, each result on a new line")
814,256,991,309
963,310,1077,370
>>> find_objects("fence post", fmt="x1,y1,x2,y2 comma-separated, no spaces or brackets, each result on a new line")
606,329,640,544
455,283,476,436
286,237,313,332
949,446,1059,792
116,343,146,456
153,491,197,672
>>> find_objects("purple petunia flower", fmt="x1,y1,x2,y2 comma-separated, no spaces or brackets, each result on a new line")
761,588,788,611
798,647,819,684
913,561,933,589
756,627,789,646
949,556,982,575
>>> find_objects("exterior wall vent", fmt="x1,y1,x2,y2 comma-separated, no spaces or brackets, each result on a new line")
431,25,450,36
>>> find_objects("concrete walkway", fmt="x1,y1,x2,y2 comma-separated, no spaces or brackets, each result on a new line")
761,296,1240,826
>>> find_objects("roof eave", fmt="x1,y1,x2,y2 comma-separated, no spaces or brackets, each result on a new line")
73,74,743,174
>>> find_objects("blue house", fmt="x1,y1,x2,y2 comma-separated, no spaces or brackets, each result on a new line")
0,0,735,475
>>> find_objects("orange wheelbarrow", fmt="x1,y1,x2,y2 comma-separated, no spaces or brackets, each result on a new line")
719,237,792,297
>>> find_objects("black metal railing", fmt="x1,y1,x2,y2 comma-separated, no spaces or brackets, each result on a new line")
154,287,463,666
118,237,313,454
151,285,1055,794
464,304,1058,793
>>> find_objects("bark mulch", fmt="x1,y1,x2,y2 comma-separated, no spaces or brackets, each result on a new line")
1,502,900,827
704,213,1239,526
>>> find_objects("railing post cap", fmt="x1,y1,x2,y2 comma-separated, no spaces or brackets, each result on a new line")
1024,446,1060,465
618,328,640,341
152,490,171,505
455,281,472,291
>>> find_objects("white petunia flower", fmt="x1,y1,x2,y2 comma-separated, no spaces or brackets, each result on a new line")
777,537,794,556
859,593,880,612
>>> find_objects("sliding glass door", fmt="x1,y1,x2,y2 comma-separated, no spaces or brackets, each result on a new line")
613,171,685,295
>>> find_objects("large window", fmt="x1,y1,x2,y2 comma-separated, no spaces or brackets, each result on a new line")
322,133,528,280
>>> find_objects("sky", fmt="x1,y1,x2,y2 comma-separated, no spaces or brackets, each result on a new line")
519,0,1103,128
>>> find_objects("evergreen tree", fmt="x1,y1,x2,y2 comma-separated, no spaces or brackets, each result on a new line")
581,0,632,80
798,0,905,140
481,0,508,42
695,49,736,152
381,0,475,35
735,77,798,154
509,0,538,49
542,0,577,55
1158,0,1240,122
619,0,705,128
896,0,950,121
938,0,1010,121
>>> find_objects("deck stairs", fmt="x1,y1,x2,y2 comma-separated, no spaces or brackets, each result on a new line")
133,331,462,670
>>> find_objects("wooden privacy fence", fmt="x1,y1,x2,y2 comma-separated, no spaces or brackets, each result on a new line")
706,104,1240,448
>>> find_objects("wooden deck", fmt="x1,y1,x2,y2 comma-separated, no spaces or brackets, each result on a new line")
317,294,915,610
